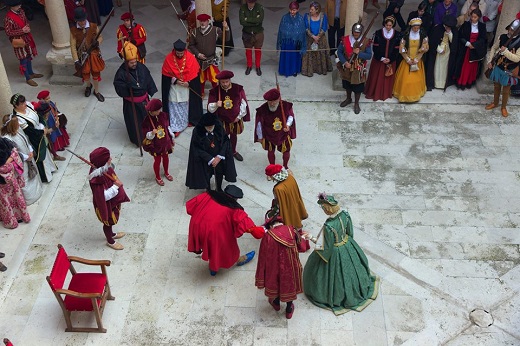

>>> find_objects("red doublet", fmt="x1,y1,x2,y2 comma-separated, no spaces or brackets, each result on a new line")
254,101,297,146
141,111,174,155
186,192,256,272
89,167,130,226
255,224,303,302
208,83,250,124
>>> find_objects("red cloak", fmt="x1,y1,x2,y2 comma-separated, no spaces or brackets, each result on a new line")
186,191,256,271
254,101,297,145
255,223,303,302
89,167,130,226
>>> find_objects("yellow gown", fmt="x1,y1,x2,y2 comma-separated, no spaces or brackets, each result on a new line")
393,37,428,103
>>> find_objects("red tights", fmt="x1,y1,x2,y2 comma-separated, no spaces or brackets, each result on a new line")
267,150,290,169
153,153,170,180
245,48,262,68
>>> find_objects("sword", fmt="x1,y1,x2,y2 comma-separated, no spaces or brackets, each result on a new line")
169,0,195,37
66,149,116,182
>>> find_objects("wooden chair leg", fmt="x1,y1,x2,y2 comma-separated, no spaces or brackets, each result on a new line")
63,310,73,332
92,298,107,333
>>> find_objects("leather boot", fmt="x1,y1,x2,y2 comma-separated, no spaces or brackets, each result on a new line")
85,85,92,97
340,89,352,107
353,92,361,114
486,83,501,110
501,85,511,117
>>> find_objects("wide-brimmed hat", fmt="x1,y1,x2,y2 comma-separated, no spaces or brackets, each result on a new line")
224,185,243,199
317,192,338,206
200,113,217,127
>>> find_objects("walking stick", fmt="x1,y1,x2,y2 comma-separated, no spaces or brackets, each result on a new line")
221,0,228,69
274,72,287,129
66,149,116,182
122,44,144,156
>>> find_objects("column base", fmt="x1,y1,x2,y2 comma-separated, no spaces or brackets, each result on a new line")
46,47,83,85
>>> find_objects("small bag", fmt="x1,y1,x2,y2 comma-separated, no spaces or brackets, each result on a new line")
410,64,419,72
27,160,38,180
385,64,394,77
58,113,68,127
11,38,25,48
310,42,318,51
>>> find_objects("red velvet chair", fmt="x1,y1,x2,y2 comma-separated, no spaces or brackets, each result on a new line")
46,244,114,333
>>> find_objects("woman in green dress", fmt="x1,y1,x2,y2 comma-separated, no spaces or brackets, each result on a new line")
302,193,379,315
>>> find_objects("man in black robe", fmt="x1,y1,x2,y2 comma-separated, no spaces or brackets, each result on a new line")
113,41,157,146
186,112,237,192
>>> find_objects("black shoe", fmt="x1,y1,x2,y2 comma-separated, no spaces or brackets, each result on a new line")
292,73,297,77
0,252,4,258
93,91,105,102
233,152,244,161
85,85,92,97
0,262,6,272
245,66,252,75
354,104,361,114
256,67,262,76
340,98,352,107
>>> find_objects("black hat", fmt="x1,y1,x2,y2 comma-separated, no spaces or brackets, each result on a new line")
173,39,186,51
224,185,243,199
442,15,457,28
74,7,87,21
5,0,22,6
200,113,217,127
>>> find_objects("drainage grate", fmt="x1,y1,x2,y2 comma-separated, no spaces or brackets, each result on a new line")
469,309,494,327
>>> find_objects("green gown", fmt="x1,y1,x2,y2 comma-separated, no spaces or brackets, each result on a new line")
303,210,379,315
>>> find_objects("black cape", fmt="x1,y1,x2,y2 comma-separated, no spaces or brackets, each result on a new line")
425,24,459,90
453,21,487,83
185,119,237,189
113,62,158,146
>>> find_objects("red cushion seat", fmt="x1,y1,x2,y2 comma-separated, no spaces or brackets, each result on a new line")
64,273,107,311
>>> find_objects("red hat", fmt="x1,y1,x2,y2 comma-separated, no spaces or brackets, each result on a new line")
90,147,111,168
146,98,162,112
197,13,211,21
265,164,283,176
37,90,50,100
120,12,134,20
263,88,280,101
216,70,234,80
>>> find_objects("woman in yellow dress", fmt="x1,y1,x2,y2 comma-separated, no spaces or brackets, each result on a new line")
393,18,429,103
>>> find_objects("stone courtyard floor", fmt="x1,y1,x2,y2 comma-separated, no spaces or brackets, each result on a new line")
0,0,520,345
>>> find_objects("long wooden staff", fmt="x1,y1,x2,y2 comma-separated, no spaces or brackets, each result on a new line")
221,0,228,69
122,45,144,156
66,149,116,182
274,72,287,129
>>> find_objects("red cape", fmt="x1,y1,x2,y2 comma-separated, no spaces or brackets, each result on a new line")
186,192,255,271
161,50,199,82
89,167,130,226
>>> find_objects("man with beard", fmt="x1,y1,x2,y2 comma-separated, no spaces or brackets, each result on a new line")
254,88,296,169
113,41,158,146
188,13,229,95
161,39,202,137
207,70,250,162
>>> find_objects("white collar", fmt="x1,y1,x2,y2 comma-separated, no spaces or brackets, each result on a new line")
409,30,420,40
88,163,110,180
383,28,394,39
77,20,90,29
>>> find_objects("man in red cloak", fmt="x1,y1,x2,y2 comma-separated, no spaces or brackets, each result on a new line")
88,147,130,250
254,88,296,169
255,215,303,319
208,70,250,162
186,184,263,276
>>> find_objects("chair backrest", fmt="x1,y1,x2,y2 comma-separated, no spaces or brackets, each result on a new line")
47,245,70,291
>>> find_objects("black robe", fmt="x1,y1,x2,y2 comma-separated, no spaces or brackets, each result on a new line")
113,62,158,146
161,75,203,127
425,24,459,90
186,119,237,190
453,21,487,83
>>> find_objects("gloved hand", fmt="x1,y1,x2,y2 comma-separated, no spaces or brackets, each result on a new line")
91,40,100,49
74,60,82,70
483,16,490,22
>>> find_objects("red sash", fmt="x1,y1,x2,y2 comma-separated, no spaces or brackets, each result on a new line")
343,36,354,59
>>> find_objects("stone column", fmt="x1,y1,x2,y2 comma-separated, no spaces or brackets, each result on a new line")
0,53,13,116
45,0,81,85
195,0,212,26
345,0,364,37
